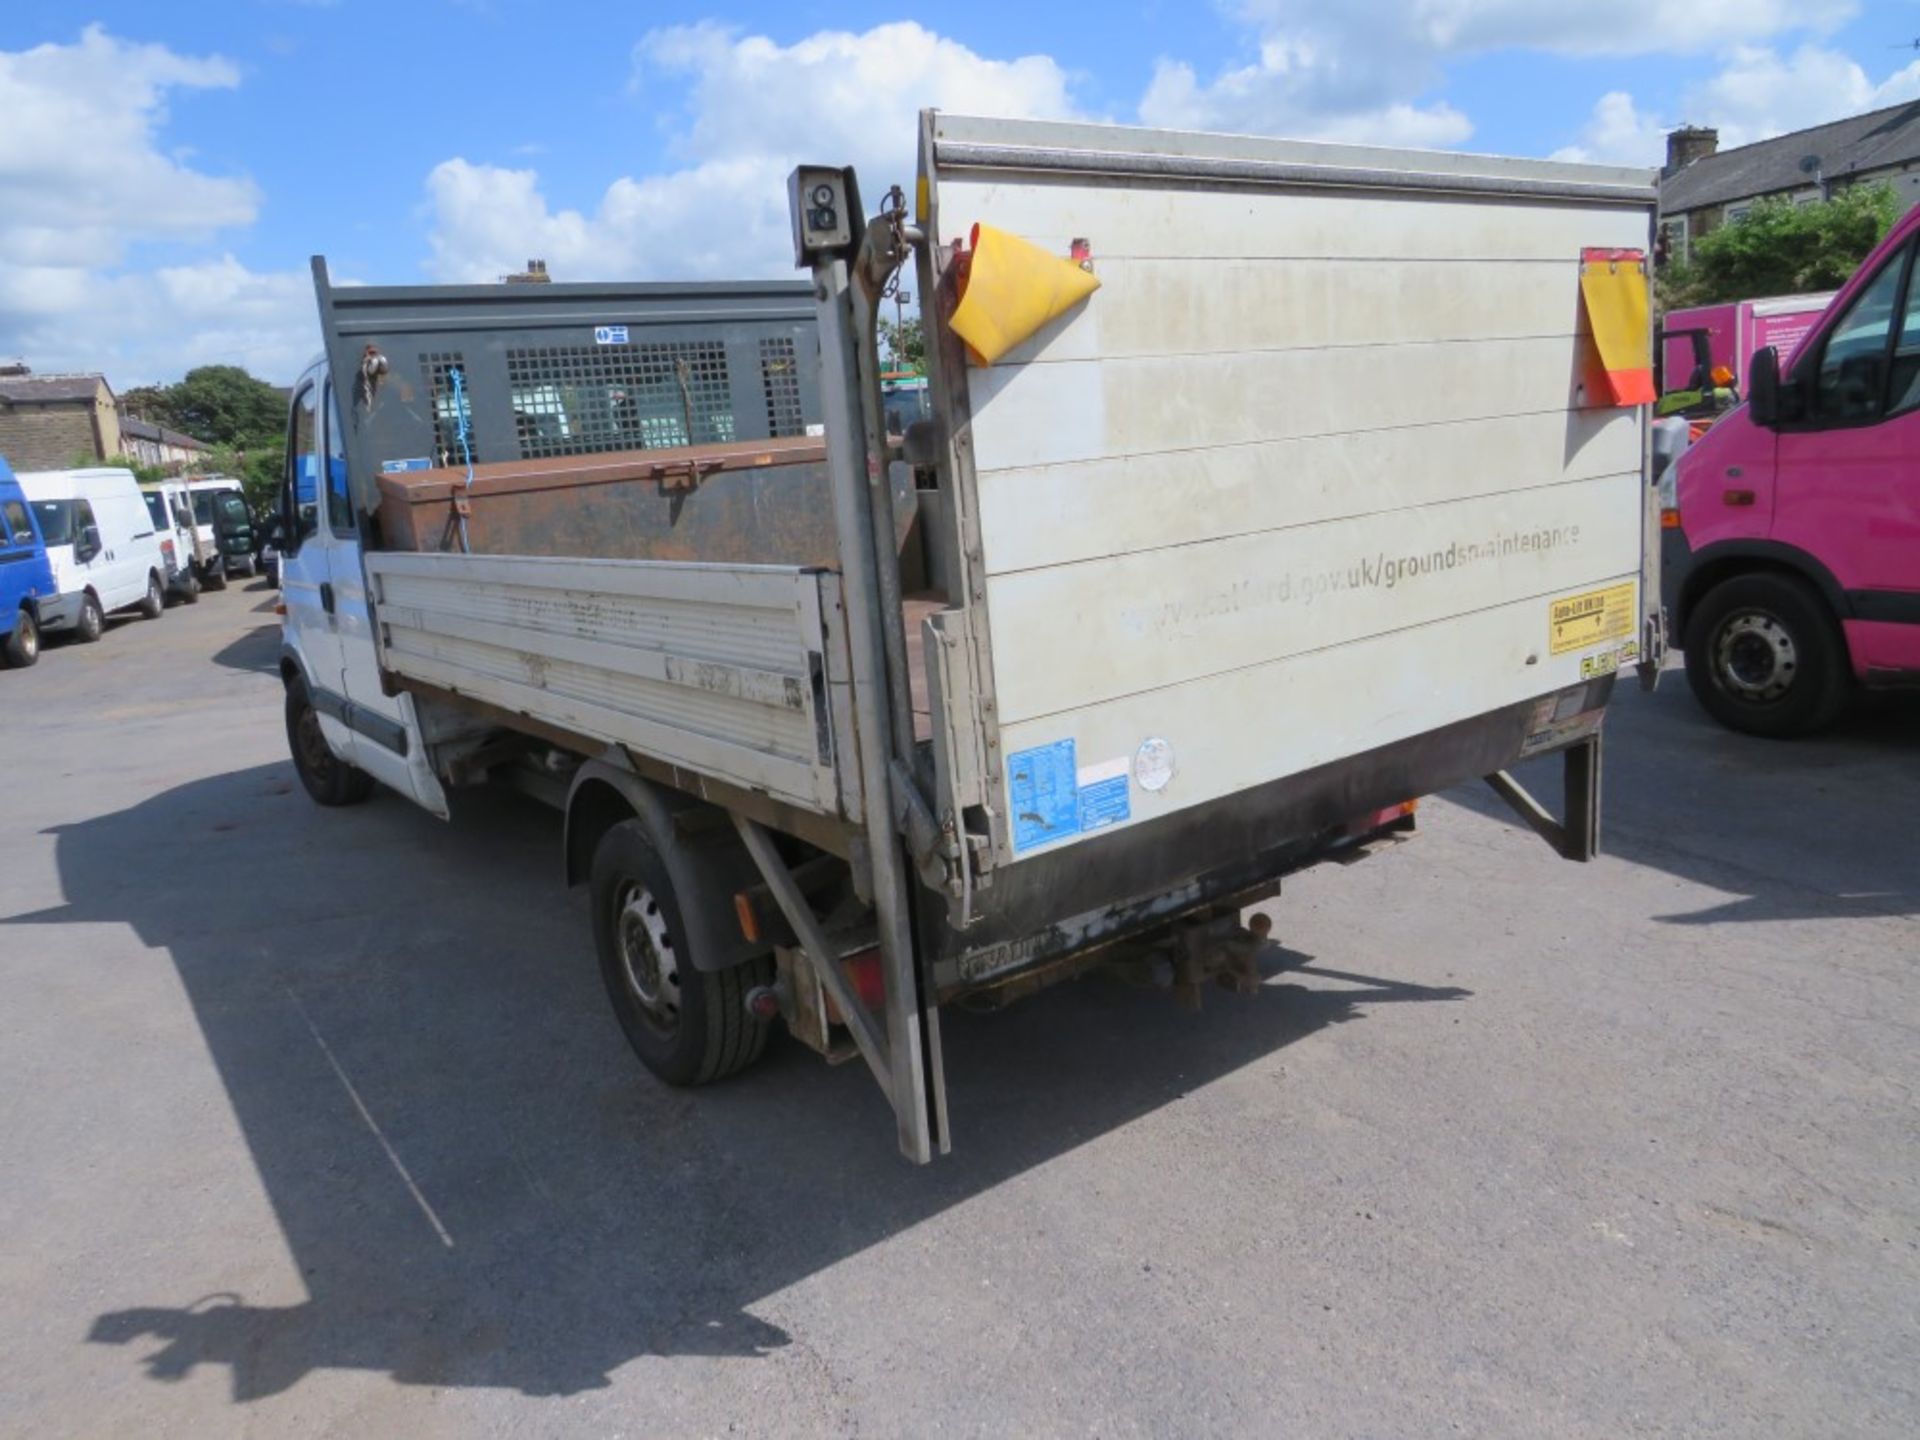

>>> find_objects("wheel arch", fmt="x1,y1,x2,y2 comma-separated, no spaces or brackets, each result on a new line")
564,755,769,972
1675,540,1849,643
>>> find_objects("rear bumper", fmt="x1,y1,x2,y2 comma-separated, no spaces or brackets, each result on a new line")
928,676,1615,995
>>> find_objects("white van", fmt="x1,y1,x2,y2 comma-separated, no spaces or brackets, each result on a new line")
140,479,205,602
187,476,253,583
18,468,168,641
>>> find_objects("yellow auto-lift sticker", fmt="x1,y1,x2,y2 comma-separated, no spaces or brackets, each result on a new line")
1550,581,1637,656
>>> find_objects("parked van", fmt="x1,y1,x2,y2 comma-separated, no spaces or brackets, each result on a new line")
17,468,168,642
140,479,205,603
1665,205,1920,735
186,477,253,584
1,457,57,668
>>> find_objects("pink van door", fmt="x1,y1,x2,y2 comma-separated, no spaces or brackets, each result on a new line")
1774,235,1920,682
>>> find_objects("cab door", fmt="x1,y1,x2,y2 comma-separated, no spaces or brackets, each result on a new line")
318,381,448,815
1774,236,1920,676
279,379,352,757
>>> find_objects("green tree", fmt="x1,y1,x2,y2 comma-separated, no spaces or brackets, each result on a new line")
878,314,926,372
1659,184,1898,310
160,365,288,446
118,384,174,424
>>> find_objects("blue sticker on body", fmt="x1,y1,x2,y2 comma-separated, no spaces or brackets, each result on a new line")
381,457,434,473
1078,773,1131,832
594,324,630,345
1008,739,1079,852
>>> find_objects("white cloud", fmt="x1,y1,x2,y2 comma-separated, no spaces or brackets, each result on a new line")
1139,53,1471,148
1555,44,1920,166
1142,0,1857,152
424,21,1082,285
1550,91,1668,166
0,27,313,386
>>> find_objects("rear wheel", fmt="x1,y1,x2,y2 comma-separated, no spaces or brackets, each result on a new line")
180,572,200,604
139,572,164,620
1684,572,1849,738
73,592,104,644
285,677,375,806
589,819,772,1086
3,608,38,668
202,562,227,592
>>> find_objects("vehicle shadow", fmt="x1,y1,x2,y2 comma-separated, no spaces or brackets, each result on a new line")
1446,670,1920,925
7,765,1467,1401
210,621,280,674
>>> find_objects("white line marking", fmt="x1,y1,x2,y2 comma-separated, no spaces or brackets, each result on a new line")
287,988,454,1249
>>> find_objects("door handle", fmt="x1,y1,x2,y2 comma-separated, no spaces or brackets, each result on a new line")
320,581,336,614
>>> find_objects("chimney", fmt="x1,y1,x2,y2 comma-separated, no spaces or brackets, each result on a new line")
502,258,552,285
1664,126,1718,178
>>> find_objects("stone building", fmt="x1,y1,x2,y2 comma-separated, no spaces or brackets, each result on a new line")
0,364,122,472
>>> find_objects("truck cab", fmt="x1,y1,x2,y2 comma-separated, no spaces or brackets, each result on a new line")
275,367,449,814
1,459,57,668
1666,206,1920,735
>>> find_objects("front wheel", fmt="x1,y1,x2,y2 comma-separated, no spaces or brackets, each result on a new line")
589,819,772,1086
73,592,104,644
3,609,38,668
285,678,375,806
139,572,164,620
1684,573,1849,738
201,563,227,592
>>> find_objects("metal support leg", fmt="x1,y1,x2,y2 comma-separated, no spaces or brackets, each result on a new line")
1563,734,1601,862
732,815,891,1094
1484,733,1603,862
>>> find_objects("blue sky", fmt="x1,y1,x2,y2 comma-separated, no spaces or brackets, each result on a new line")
3,1,1918,384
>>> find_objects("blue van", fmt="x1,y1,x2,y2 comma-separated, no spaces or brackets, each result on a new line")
1,456,57,667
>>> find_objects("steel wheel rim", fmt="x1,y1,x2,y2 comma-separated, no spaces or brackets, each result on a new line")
614,881,680,1031
19,618,36,660
1714,610,1796,703
149,577,161,608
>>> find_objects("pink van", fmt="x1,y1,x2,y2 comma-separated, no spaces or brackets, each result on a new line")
1664,206,1920,736
1660,291,1833,398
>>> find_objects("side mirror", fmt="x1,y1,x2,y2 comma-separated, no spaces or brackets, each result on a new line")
74,524,102,562
1748,346,1780,427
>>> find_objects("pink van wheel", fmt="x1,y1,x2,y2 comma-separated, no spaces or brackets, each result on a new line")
1683,573,1848,738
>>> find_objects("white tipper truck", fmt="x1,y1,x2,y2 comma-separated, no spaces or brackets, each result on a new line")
277,113,1662,1162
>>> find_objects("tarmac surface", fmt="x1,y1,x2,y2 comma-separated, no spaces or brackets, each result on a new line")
1,583,1916,1437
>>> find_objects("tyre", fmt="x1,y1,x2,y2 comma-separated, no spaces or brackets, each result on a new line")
284,678,376,806
139,572,164,620
589,819,773,1087
73,592,104,644
202,563,227,592
1684,572,1849,738
181,573,200,605
3,608,38,668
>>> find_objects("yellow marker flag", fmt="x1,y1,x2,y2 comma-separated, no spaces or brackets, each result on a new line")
949,223,1101,366
1578,248,1654,406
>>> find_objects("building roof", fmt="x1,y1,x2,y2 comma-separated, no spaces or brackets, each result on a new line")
1664,100,1920,215
120,415,210,451
0,372,114,405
